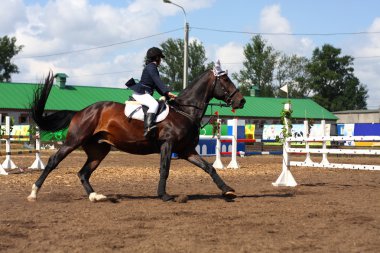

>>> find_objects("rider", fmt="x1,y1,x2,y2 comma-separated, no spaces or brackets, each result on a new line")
129,47,177,138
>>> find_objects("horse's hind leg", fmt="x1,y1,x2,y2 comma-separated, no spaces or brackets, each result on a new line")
27,144,78,201
78,141,111,202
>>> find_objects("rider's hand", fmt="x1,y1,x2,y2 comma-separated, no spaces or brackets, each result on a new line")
167,92,177,99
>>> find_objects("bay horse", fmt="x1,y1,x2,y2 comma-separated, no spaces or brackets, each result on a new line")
27,67,246,202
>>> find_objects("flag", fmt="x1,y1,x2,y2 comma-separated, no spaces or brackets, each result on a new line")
280,84,288,93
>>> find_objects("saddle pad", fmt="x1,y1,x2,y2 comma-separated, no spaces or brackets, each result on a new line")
124,101,170,122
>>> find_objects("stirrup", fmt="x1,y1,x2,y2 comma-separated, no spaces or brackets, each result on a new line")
144,126,157,139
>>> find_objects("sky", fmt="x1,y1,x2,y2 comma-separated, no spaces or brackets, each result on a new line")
1,0,380,109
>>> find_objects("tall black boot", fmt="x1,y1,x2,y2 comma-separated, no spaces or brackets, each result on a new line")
144,113,157,138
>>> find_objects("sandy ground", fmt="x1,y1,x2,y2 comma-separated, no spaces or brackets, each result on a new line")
1,151,380,252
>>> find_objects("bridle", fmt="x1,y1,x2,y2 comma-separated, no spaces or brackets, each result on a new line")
210,72,239,106
169,70,240,128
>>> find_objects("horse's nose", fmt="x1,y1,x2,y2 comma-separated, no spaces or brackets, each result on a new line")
239,98,246,108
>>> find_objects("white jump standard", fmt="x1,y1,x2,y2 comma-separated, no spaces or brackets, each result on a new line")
273,104,380,187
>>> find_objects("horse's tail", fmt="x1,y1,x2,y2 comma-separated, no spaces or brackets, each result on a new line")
30,72,76,132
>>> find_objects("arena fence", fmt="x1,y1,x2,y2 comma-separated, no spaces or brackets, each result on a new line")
272,104,380,187
0,116,44,175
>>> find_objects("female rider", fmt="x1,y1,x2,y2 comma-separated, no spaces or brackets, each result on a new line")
128,47,177,138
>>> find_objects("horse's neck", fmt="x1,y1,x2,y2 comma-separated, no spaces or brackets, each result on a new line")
176,76,213,122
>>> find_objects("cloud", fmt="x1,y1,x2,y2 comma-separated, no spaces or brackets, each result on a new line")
160,0,215,16
351,17,380,108
7,0,177,86
259,4,314,56
214,42,244,75
0,0,27,35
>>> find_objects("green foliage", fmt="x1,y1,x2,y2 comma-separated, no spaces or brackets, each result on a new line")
232,35,278,97
275,102,293,142
0,36,23,82
275,54,311,98
280,103,293,139
306,44,368,111
160,38,212,91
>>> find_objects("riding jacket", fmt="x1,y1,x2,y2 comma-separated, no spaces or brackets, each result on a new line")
129,62,169,96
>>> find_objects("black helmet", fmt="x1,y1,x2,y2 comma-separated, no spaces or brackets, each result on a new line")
146,47,165,59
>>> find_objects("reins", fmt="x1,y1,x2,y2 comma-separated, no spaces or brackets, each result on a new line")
169,71,239,130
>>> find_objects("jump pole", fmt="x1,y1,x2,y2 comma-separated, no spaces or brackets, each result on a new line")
0,116,44,170
272,102,297,187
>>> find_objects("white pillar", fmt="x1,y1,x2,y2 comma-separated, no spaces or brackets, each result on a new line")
213,119,224,169
29,131,45,170
1,116,17,169
0,114,8,175
304,120,313,164
320,120,329,165
273,103,297,187
227,118,239,169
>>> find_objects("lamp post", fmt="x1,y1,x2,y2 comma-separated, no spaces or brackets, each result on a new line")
163,0,189,90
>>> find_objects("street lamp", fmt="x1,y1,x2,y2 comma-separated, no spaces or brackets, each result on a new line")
163,0,189,90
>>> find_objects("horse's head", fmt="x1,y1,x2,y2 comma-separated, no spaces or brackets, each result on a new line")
210,61,246,109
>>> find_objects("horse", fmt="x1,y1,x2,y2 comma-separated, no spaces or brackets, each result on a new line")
27,67,246,202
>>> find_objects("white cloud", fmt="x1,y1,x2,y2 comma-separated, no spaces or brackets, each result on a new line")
160,0,215,16
259,4,314,56
0,0,26,35
214,42,244,76
351,17,380,108
7,0,177,86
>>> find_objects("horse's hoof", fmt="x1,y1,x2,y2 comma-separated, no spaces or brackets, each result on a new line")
27,195,37,202
161,194,174,202
223,191,237,199
89,192,108,202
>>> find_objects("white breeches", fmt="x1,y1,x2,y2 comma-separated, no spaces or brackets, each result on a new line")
132,93,159,113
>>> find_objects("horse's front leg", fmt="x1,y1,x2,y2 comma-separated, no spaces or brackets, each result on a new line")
184,150,236,199
158,141,174,201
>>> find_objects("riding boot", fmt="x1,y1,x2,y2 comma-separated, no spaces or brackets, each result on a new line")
144,113,157,138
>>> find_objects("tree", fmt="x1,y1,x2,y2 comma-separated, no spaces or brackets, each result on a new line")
160,38,213,91
0,36,23,82
232,35,278,96
306,44,368,111
275,54,311,98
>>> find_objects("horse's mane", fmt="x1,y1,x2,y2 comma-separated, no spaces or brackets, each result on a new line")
177,69,211,97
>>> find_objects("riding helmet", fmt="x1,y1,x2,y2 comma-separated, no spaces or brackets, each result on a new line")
146,47,165,59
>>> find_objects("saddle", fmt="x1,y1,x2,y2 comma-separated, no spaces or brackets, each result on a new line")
124,97,170,122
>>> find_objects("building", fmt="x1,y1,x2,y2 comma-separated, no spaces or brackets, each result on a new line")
333,109,380,124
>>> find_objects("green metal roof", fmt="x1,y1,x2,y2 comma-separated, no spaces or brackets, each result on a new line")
0,82,131,111
0,82,337,120
206,96,337,120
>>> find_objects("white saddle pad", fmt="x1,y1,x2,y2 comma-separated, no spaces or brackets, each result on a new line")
124,101,170,122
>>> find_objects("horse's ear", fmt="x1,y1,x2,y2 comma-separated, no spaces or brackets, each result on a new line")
213,60,227,76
